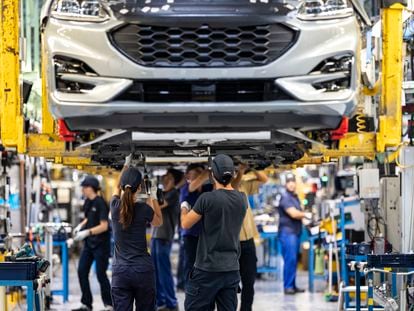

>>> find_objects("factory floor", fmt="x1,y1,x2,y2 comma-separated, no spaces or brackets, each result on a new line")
47,258,336,311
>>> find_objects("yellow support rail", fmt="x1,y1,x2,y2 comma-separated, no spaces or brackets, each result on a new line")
377,3,405,152
0,0,25,153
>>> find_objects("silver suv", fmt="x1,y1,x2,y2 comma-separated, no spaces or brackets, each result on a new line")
41,0,369,164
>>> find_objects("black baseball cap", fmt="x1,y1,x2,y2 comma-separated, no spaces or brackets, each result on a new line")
211,154,234,184
121,167,142,192
81,176,100,191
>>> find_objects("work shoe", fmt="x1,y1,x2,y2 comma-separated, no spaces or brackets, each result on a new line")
72,305,92,311
294,287,305,293
284,288,296,295
101,305,113,311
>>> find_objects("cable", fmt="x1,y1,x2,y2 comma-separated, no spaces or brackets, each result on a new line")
367,215,385,241
395,142,414,169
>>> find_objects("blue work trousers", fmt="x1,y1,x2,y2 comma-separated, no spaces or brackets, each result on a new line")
279,231,300,290
111,265,156,311
151,238,177,309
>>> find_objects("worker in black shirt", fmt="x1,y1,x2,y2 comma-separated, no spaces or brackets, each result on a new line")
181,154,247,311
72,176,113,311
110,155,163,311
151,168,183,311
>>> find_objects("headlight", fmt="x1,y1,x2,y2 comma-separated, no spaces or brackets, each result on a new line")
50,0,109,22
297,0,353,20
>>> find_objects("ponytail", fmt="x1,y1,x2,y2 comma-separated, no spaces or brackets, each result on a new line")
120,187,135,229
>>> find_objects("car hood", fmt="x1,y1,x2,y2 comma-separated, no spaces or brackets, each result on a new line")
107,0,294,24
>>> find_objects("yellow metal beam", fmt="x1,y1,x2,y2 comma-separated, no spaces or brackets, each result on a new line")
0,0,25,153
293,132,377,166
309,133,377,159
27,134,93,159
377,3,405,152
41,34,55,134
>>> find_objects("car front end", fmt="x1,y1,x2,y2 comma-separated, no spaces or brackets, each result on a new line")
42,0,362,134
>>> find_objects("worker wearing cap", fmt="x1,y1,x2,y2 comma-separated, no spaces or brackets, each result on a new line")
179,164,214,289
72,176,112,311
278,173,309,295
110,155,162,311
181,154,247,311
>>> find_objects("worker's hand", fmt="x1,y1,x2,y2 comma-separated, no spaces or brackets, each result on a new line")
150,185,158,201
302,212,313,226
73,223,84,236
181,201,191,212
124,153,133,167
74,229,91,242
304,212,313,220
238,163,249,174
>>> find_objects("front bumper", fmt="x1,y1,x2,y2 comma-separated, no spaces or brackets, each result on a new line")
44,14,360,131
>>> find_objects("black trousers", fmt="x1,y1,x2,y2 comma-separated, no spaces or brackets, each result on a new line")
183,235,199,286
111,265,156,311
239,239,257,311
78,243,112,308
185,268,240,311
177,235,186,290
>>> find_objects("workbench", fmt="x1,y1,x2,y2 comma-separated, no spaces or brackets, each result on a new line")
0,276,48,311
257,232,281,275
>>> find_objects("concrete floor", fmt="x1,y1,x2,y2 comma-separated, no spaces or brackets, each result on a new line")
46,257,337,311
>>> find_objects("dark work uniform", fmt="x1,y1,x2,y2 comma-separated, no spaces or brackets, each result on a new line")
78,196,112,308
110,196,155,311
184,189,247,311
151,189,180,309
181,183,213,288
278,190,302,290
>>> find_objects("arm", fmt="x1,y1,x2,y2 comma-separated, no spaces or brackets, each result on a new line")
113,154,132,197
147,198,163,227
158,190,177,210
252,170,268,184
285,207,306,220
181,208,202,229
89,220,109,235
73,218,88,234
158,201,169,209
232,163,248,190
78,218,87,228
188,170,210,192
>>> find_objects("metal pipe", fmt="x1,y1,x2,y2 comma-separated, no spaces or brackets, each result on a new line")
19,156,26,237
132,131,272,141
399,275,406,311
365,268,414,276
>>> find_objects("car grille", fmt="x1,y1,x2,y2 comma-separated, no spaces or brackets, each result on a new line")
109,23,297,67
116,80,292,102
